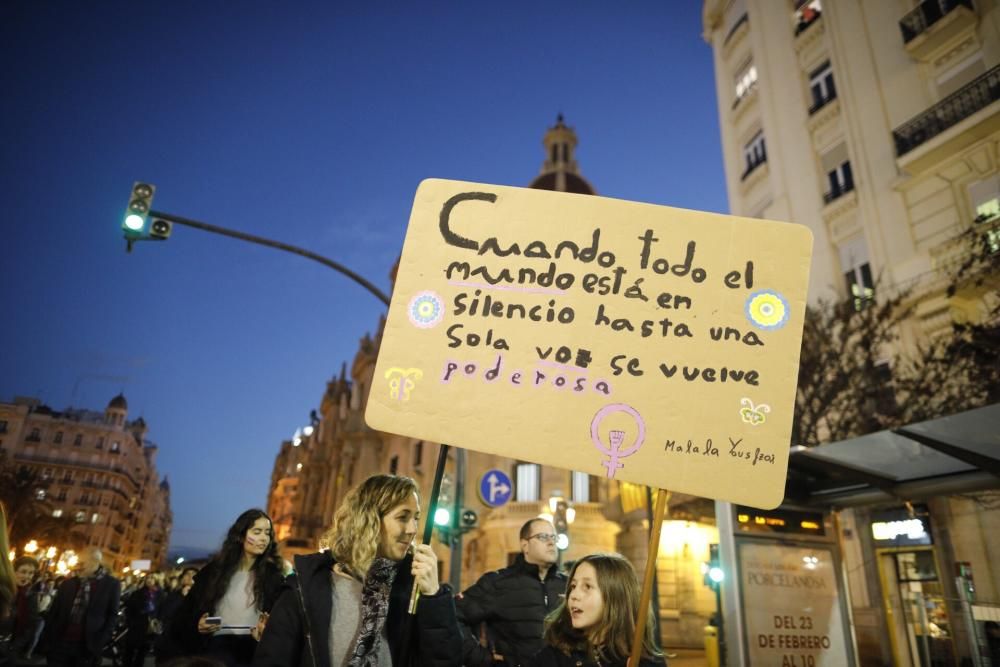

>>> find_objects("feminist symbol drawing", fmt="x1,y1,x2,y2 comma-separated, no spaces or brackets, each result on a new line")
590,403,646,479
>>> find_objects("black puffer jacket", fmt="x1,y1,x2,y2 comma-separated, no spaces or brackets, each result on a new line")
252,551,462,667
455,555,567,667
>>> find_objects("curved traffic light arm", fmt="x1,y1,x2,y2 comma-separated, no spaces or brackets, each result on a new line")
147,209,391,307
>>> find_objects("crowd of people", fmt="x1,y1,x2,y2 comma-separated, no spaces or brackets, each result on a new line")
1,475,667,667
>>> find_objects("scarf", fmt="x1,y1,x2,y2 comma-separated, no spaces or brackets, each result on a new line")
69,567,104,627
346,558,399,667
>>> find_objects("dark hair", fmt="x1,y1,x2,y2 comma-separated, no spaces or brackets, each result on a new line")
544,553,661,662
14,556,39,574
520,518,549,541
194,509,283,615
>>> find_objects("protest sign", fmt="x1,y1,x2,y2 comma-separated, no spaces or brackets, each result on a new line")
366,179,812,508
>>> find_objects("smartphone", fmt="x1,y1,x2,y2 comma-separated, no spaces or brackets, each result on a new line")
205,616,223,626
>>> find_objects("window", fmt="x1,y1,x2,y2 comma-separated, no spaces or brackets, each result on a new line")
75,511,86,523
742,131,767,179
571,471,598,503
808,61,836,113
36,488,46,500
969,176,1000,224
389,455,399,475
56,490,67,501
413,441,424,468
515,462,541,502
97,437,105,450
0,420,8,433
53,430,63,444
27,428,41,442
840,237,875,310
109,441,120,453
825,161,854,202
874,361,898,417
794,0,822,35
52,509,63,518
91,513,102,524
734,60,758,106
42,468,53,480
74,433,82,446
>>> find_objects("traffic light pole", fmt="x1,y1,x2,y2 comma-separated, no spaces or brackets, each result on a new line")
147,209,391,307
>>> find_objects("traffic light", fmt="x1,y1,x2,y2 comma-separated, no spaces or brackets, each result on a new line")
149,217,172,240
703,543,724,589
123,182,156,240
433,507,452,528
460,509,478,529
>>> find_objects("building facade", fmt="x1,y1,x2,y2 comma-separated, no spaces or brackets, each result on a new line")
703,0,999,331
266,117,722,648
0,394,173,572
703,2,1000,665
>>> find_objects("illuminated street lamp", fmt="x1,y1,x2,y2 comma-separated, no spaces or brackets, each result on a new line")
46,546,58,559
24,540,39,554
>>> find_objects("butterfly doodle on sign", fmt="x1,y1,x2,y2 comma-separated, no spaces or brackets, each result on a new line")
385,367,424,402
590,403,646,479
740,397,770,426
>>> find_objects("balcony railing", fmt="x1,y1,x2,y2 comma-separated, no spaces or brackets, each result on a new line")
823,182,855,204
893,63,1000,157
899,0,973,44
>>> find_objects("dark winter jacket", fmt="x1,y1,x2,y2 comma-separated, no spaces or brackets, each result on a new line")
455,555,567,667
123,586,162,632
252,551,462,667
41,569,122,656
527,645,666,667
165,559,284,658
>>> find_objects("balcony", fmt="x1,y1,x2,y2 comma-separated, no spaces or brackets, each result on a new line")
823,182,855,204
893,64,1000,160
899,0,977,60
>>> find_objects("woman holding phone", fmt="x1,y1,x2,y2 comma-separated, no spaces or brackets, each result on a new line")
253,474,462,667
166,509,285,667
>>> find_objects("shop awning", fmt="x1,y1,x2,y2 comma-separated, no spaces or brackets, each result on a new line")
784,403,1000,508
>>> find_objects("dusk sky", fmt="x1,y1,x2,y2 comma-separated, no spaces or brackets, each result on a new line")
0,2,728,553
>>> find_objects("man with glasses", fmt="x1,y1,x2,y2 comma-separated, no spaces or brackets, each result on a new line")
455,518,566,667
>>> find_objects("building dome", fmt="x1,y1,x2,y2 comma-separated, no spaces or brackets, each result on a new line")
108,393,128,410
528,114,596,195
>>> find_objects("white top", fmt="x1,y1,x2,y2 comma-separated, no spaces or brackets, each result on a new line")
215,569,258,635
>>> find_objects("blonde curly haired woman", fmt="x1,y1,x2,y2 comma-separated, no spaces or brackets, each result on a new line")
253,474,461,667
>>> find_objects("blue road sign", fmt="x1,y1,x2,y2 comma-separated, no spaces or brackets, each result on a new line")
479,469,513,508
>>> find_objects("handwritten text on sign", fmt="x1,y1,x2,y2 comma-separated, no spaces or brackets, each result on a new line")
366,180,812,508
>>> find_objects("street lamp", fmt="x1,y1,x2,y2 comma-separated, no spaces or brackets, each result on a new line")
24,540,39,554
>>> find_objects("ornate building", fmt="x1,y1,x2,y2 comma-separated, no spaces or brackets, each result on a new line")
702,3,1000,664
266,117,720,648
0,394,173,572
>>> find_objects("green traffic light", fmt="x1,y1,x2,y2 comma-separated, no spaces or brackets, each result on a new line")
124,214,145,231
434,507,451,526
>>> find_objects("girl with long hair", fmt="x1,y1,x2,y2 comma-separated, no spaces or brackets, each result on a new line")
531,553,665,667
166,509,285,667
253,474,462,667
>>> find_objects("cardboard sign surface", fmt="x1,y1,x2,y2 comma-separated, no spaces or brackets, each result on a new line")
366,179,812,508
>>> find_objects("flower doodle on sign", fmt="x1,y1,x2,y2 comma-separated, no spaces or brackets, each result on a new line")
740,397,770,426
745,289,790,330
385,368,424,402
590,404,646,479
408,291,444,329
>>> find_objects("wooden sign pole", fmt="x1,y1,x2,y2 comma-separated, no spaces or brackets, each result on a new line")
630,488,668,667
